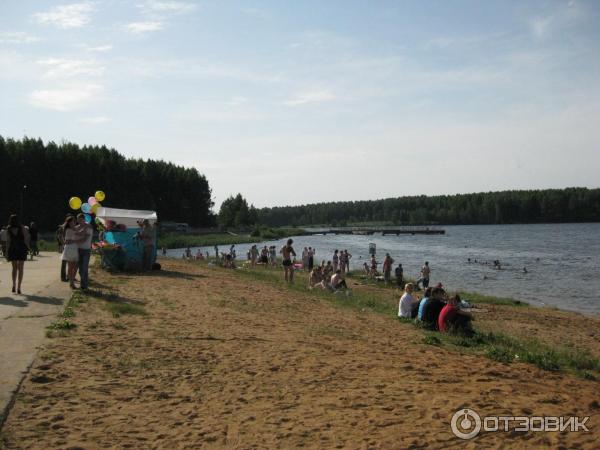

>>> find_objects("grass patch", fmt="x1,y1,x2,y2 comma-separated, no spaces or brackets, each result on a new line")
423,335,441,346
61,307,75,318
455,290,527,307
105,301,146,318
112,322,127,330
46,319,76,338
204,260,598,378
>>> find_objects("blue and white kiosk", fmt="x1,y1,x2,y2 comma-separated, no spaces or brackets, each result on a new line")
96,207,158,271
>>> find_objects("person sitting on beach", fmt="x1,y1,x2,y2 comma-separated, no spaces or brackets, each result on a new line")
330,269,347,291
363,262,370,275
417,287,433,321
324,261,333,277
195,249,204,260
279,239,297,283
438,294,474,337
309,266,326,290
421,287,446,330
398,283,418,318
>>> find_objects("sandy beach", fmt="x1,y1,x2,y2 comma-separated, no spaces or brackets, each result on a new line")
1,259,598,449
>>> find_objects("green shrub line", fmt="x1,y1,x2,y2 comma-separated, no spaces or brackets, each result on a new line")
199,261,599,377
158,227,308,249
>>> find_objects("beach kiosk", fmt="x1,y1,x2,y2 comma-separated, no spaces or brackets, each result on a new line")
95,207,158,271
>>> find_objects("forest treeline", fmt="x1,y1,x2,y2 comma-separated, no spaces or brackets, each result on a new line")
0,136,214,230
256,188,600,227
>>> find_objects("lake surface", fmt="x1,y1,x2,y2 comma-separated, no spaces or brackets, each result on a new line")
166,223,600,315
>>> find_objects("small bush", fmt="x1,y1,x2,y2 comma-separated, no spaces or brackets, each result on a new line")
486,346,514,364
424,335,441,346
47,320,76,331
106,302,146,317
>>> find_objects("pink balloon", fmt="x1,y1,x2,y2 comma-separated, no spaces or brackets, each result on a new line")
88,196,98,206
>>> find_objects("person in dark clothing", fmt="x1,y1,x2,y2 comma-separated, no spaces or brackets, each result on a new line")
29,222,39,257
395,263,404,287
5,214,31,294
421,287,446,330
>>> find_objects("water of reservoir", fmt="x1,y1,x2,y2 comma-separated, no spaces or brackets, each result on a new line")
166,223,600,315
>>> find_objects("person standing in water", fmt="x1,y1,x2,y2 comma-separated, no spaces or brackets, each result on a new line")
280,238,297,283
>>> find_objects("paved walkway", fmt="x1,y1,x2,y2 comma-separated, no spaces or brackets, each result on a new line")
0,252,71,425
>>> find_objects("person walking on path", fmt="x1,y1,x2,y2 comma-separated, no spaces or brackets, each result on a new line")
61,216,80,289
76,213,93,289
0,226,7,257
280,239,297,283
56,218,69,282
5,215,30,294
29,222,39,258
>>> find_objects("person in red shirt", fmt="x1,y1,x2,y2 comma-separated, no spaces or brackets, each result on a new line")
438,294,474,336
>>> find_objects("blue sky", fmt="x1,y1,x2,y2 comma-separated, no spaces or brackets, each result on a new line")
1,0,599,209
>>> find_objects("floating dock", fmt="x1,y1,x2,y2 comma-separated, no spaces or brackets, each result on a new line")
302,227,445,236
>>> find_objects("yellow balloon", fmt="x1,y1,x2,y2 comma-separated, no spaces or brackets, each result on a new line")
91,203,100,214
95,190,106,202
69,196,82,210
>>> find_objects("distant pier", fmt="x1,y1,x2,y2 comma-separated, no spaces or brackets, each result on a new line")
302,227,445,236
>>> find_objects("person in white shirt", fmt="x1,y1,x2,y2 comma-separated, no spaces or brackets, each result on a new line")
398,283,418,318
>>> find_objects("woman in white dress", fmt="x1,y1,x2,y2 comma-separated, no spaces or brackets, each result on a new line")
61,216,80,289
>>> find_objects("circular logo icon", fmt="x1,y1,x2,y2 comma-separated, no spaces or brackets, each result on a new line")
451,408,481,440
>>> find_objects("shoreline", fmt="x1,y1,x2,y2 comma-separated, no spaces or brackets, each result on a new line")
2,258,598,448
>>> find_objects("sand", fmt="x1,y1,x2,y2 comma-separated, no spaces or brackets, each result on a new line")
1,259,598,449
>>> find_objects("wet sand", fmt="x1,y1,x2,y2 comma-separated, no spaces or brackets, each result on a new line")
2,259,598,449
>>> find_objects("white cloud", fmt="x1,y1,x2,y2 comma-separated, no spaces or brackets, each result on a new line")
137,0,196,14
33,2,95,29
0,31,40,44
78,116,110,123
126,21,164,34
86,44,112,52
37,58,105,79
28,84,103,111
284,90,335,106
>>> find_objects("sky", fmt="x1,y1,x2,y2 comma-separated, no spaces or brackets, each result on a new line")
1,0,599,210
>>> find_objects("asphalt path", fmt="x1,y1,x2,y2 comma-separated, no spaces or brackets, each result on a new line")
0,252,71,426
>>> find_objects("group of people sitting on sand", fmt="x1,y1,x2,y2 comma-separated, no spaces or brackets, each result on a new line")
398,283,474,336
308,265,349,292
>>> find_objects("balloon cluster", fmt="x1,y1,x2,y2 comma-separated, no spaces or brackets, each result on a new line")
68,191,106,224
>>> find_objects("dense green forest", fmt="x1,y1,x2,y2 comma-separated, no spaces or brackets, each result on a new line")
0,136,214,230
256,188,600,227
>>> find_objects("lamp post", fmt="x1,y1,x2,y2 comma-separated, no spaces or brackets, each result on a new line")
19,184,27,219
